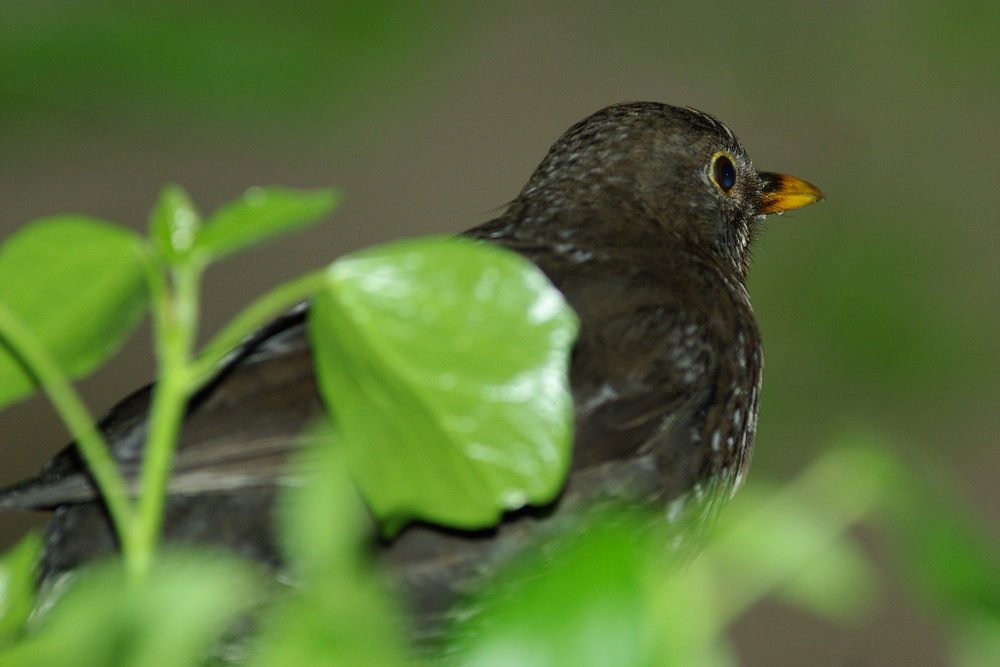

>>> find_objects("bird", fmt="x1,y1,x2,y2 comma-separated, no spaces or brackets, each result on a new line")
0,101,822,634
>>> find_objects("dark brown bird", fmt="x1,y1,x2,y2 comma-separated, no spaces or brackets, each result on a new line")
0,101,822,631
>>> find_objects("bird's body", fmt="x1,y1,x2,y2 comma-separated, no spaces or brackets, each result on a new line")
0,102,821,631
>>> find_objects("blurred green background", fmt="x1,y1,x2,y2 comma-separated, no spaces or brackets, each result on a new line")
1,2,997,664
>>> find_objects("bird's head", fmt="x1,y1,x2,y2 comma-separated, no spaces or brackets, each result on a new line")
517,102,824,277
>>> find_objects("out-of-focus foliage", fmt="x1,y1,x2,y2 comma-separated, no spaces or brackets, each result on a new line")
446,436,1000,666
2,428,998,664
252,435,408,667
0,551,262,667
0,533,39,650
195,187,341,262
149,184,341,266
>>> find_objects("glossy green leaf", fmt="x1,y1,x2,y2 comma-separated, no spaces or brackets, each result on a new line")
0,552,260,667
147,184,201,265
0,217,148,408
0,533,40,649
196,187,339,260
309,236,577,533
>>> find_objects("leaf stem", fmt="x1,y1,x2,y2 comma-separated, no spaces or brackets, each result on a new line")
131,257,204,581
188,268,327,390
0,303,135,550
126,262,325,582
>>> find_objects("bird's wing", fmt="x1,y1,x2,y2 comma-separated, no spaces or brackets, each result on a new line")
0,305,320,510
564,266,714,482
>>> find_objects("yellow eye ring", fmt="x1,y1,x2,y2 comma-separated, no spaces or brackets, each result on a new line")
710,151,738,195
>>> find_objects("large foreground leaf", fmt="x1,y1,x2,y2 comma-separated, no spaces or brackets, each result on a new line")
309,236,578,533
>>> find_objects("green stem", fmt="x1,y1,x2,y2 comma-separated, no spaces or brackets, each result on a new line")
0,303,135,552
131,258,204,581
126,262,325,581
188,268,326,390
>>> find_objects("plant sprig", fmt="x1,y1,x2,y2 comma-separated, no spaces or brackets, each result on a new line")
0,185,340,580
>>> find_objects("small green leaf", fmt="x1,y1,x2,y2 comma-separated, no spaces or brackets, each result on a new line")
309,236,578,533
197,186,339,260
0,217,149,408
147,184,201,265
0,533,40,649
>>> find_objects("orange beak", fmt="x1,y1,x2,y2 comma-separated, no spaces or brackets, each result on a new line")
756,172,825,215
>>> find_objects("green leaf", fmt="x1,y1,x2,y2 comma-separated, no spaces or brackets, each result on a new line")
196,186,339,260
455,518,653,666
147,184,201,265
649,560,739,667
275,425,371,573
714,480,877,623
0,217,148,408
0,551,260,667
0,533,40,649
454,514,735,667
254,430,407,666
707,445,884,624
309,236,578,533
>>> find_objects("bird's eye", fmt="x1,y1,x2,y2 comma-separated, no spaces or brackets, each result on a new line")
710,152,737,195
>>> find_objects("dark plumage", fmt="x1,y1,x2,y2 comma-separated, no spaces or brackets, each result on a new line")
0,102,822,631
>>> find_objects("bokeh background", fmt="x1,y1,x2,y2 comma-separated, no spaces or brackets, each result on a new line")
1,2,997,664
